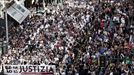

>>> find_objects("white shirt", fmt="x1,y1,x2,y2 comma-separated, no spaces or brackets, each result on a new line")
86,15,90,21
121,17,125,24
110,72,113,75
113,16,120,23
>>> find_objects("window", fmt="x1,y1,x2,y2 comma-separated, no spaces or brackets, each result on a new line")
16,5,25,13
11,11,17,16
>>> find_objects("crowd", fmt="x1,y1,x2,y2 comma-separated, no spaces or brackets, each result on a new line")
0,0,134,75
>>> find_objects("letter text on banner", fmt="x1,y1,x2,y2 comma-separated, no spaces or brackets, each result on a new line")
3,65,56,75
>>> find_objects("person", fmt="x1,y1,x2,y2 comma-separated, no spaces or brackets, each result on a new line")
0,0,134,74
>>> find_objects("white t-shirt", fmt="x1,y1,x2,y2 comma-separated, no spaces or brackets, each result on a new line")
110,72,113,75
121,17,125,24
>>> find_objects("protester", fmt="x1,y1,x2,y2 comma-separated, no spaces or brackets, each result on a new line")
0,0,134,74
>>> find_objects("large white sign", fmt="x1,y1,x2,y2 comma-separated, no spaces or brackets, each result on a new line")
3,65,56,75
7,3,30,24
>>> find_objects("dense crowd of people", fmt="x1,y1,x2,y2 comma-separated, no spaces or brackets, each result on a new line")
0,0,134,75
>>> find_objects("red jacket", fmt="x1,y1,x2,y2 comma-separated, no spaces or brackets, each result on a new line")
100,19,105,29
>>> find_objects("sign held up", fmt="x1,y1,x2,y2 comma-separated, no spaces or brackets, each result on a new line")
6,3,30,24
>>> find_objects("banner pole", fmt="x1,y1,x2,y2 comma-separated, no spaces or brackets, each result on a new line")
5,7,9,50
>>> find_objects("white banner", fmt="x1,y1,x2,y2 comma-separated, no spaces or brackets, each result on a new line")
7,3,30,24
3,65,56,75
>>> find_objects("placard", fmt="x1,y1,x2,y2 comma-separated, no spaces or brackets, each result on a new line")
7,3,30,24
